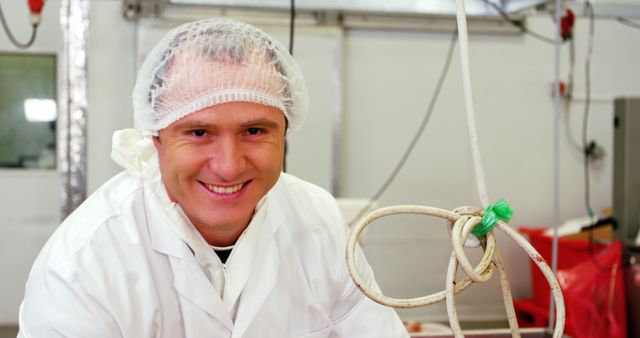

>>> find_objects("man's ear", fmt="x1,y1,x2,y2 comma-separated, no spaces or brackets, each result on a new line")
284,117,289,138
152,135,161,149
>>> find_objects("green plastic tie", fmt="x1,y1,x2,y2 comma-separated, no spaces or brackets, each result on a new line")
472,198,514,238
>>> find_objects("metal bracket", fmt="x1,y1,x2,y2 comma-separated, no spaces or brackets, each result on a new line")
122,0,161,20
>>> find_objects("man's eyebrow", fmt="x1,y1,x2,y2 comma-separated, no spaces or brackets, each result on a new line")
172,118,282,130
240,118,282,129
173,120,214,130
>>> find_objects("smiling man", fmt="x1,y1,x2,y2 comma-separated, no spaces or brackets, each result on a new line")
154,102,286,247
18,18,407,337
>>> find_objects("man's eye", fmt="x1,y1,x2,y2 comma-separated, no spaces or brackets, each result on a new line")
246,127,262,135
192,129,206,137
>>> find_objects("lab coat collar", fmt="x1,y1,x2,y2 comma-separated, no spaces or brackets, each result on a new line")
144,182,186,259
173,251,234,331
111,129,158,179
231,185,286,338
112,128,184,258
144,178,236,329
222,196,267,317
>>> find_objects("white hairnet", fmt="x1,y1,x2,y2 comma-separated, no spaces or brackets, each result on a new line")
132,18,308,135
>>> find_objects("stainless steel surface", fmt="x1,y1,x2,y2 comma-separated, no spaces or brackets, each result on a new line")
59,0,90,219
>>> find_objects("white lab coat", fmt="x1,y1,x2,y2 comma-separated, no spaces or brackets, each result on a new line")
18,129,408,338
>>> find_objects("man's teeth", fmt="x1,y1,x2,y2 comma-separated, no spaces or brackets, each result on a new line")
206,183,244,194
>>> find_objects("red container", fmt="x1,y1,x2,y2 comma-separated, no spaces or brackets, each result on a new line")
513,299,549,328
518,226,606,308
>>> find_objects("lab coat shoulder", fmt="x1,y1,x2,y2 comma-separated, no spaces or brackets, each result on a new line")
28,171,142,274
267,173,408,337
271,174,350,290
269,174,347,290
273,173,347,243
19,171,169,338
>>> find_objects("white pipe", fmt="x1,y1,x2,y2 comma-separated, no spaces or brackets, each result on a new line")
345,205,566,337
454,0,490,208
549,0,562,331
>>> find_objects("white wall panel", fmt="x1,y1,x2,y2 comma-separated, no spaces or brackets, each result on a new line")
0,0,63,324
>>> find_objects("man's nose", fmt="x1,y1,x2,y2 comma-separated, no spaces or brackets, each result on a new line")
208,137,247,181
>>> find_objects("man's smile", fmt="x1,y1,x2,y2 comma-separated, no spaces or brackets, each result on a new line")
201,181,249,195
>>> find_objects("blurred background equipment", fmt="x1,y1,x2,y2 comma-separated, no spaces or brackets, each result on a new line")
613,96,640,338
0,0,44,49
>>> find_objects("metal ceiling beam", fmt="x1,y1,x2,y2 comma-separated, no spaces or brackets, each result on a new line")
165,0,546,17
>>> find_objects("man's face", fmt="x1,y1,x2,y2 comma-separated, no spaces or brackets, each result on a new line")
153,101,286,246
